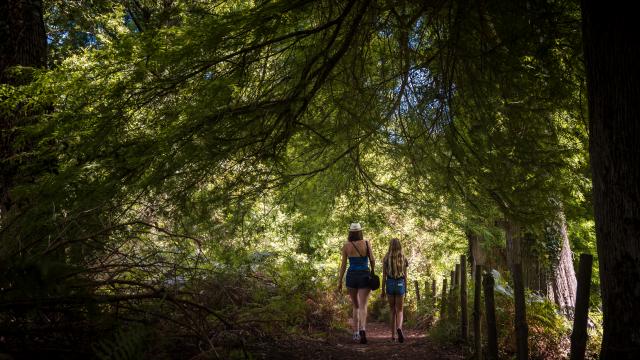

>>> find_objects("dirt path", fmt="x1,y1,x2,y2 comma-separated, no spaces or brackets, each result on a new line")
252,322,463,359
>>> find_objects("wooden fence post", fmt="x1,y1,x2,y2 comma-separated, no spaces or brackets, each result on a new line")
441,277,448,319
460,255,468,342
483,270,498,360
513,263,528,360
474,265,482,360
450,270,456,293
449,270,455,318
570,254,593,360
415,280,421,301
432,279,437,302
425,280,429,301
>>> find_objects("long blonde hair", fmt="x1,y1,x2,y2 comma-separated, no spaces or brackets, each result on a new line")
384,238,406,278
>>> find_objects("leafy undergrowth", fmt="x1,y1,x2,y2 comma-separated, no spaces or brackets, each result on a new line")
0,252,347,359
428,273,602,360
143,255,350,358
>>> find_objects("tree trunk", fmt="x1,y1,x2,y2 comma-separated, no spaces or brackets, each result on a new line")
545,207,578,317
0,0,47,215
0,0,46,74
581,1,640,358
505,221,521,267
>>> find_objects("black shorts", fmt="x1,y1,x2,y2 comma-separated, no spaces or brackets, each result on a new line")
346,270,370,289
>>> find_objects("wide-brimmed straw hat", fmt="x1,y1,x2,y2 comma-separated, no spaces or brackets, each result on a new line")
349,223,363,232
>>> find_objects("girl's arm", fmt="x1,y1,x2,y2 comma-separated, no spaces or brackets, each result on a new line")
404,258,409,297
338,244,347,291
367,240,375,273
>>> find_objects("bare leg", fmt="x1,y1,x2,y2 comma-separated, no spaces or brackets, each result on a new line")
387,294,396,339
395,295,404,330
357,288,370,331
348,288,359,332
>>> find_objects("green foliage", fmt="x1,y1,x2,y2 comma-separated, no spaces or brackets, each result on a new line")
1,0,597,357
429,317,459,345
528,300,571,360
412,296,438,329
490,272,573,360
92,324,149,360
430,270,593,359
585,309,604,360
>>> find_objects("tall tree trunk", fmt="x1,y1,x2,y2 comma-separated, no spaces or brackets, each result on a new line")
0,0,47,215
467,231,486,279
581,1,640,358
545,207,578,317
504,220,521,267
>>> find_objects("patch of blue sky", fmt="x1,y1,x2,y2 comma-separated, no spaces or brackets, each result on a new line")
47,30,98,47
123,13,141,33
407,18,423,51
384,66,454,138
387,128,405,144
378,26,393,38
395,67,436,115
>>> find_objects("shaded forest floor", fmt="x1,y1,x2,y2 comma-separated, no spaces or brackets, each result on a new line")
245,322,463,359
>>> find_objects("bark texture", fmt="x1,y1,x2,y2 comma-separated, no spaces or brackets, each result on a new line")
0,0,46,74
505,221,521,267
545,207,578,316
582,1,640,358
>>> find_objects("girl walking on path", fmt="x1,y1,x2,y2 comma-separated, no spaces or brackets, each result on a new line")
338,223,376,344
381,238,408,343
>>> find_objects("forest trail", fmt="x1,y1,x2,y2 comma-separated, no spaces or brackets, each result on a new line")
251,322,463,359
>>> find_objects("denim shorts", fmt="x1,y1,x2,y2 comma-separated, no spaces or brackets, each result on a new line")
386,277,406,295
346,270,370,289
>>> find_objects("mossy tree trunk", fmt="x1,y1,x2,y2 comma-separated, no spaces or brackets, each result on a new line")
545,207,578,317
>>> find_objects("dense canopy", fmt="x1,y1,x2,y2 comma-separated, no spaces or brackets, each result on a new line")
1,0,639,359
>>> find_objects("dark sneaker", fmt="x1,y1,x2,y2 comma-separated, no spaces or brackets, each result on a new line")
352,332,360,342
397,328,404,343
359,330,367,344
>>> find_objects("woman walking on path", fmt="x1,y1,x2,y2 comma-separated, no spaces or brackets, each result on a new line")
338,223,376,344
381,238,408,343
